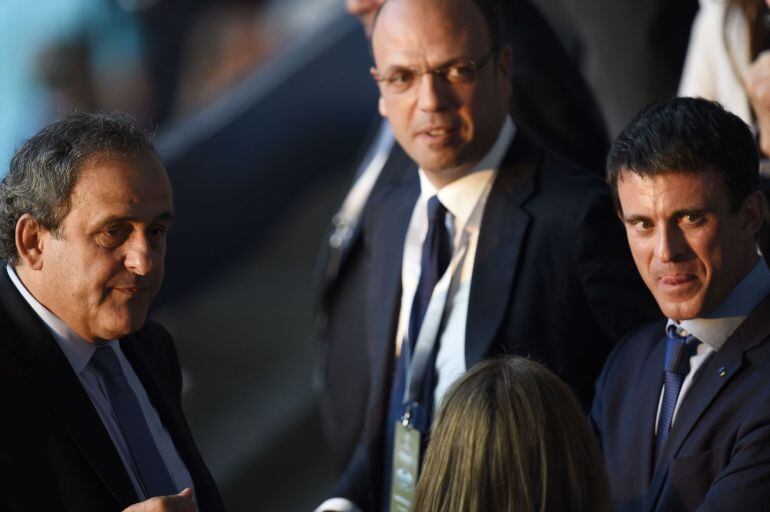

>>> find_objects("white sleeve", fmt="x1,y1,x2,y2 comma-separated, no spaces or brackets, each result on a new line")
313,498,362,512
679,1,719,99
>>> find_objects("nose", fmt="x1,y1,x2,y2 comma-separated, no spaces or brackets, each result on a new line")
416,72,454,112
655,223,688,262
123,233,155,276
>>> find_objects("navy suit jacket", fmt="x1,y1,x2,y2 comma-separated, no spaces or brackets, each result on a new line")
0,270,225,512
591,294,770,511
334,132,658,509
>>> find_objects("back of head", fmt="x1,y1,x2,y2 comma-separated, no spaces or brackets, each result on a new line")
413,357,611,512
0,111,155,265
606,97,759,213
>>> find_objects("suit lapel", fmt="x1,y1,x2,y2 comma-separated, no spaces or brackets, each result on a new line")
646,294,770,509
368,173,420,412
633,334,667,487
465,134,538,366
0,271,137,507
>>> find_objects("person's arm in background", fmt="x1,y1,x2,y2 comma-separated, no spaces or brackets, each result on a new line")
744,51,770,156
678,1,718,100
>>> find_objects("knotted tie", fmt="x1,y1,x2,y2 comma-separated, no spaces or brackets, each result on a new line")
90,346,177,498
407,196,452,352
382,196,451,507
654,327,700,465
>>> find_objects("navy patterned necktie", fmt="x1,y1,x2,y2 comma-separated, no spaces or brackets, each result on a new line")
654,327,700,465
90,346,177,498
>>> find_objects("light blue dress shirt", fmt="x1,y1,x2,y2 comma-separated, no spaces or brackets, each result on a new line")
6,265,194,501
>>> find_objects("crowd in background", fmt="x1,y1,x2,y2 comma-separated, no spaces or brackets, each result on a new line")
4,0,770,511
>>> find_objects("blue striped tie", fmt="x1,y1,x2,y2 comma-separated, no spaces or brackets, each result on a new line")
90,346,177,498
654,327,700,465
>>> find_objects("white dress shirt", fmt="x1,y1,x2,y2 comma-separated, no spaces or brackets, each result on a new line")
656,258,770,431
396,117,515,409
6,265,194,501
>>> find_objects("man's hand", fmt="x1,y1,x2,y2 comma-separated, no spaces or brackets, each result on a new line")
122,488,196,512
744,50,770,155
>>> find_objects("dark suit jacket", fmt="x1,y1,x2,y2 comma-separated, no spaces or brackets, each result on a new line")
0,270,225,512
591,294,770,511
334,132,659,509
315,0,609,474
315,139,413,473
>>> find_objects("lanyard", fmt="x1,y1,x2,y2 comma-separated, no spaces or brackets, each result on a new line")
401,174,494,409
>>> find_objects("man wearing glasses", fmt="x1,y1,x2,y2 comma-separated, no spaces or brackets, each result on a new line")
317,0,657,510
316,0,612,480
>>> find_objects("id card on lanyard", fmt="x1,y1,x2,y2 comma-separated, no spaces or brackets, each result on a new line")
389,175,492,510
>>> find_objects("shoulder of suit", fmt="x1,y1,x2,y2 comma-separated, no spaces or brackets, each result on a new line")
611,319,667,364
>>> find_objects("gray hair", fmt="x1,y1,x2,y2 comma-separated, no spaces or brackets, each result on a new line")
0,111,155,264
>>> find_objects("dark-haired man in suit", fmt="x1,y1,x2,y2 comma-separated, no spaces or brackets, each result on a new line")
316,0,656,510
592,97,770,511
0,112,224,512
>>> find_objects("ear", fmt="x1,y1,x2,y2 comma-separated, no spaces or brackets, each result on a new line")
496,44,513,97
497,44,512,79
378,95,388,118
15,214,47,270
738,190,767,238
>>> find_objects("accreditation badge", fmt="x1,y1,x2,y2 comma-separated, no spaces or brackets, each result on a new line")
390,420,421,512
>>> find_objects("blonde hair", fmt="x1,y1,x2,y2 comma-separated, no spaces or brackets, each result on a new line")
413,357,611,512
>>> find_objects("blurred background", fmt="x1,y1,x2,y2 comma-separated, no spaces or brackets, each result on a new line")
0,0,699,509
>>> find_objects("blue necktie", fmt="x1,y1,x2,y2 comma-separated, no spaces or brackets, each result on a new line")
90,346,177,498
407,196,451,353
382,196,451,509
654,328,700,465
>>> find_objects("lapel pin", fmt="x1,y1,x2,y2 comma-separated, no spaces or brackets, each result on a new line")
718,366,727,378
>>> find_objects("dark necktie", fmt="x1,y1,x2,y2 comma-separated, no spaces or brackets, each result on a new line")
654,328,700,465
382,196,451,509
90,346,177,498
407,196,452,352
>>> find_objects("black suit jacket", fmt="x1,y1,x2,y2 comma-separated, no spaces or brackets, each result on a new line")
0,270,225,512
315,0,609,474
591,294,770,511
334,132,658,509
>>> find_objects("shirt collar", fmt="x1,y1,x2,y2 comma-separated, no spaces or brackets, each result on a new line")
418,116,515,225
6,264,118,374
666,257,770,351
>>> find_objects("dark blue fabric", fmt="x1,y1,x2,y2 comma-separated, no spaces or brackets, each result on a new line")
654,327,700,466
90,347,177,499
381,196,450,511
407,197,451,350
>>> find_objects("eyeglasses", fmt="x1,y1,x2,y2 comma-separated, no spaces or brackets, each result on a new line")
371,47,498,94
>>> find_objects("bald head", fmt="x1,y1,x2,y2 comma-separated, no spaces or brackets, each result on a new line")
370,0,511,187
371,0,500,49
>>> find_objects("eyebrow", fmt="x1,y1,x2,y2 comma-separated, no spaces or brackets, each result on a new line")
621,214,649,224
621,208,709,224
97,211,175,226
381,55,473,74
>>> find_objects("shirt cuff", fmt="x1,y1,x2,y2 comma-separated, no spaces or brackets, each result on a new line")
314,497,361,512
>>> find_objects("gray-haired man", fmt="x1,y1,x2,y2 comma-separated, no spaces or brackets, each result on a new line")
0,112,224,512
